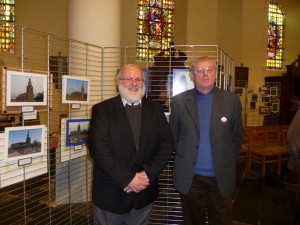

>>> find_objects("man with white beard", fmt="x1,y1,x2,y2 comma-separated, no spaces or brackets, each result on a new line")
88,64,174,225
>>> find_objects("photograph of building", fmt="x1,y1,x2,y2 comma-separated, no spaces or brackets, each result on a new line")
6,127,43,160
66,119,90,146
10,74,45,103
65,77,88,102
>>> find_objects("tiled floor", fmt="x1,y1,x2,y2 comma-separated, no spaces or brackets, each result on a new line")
232,162,300,225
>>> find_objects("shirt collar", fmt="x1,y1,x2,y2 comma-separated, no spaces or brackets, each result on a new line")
196,88,214,96
121,97,142,107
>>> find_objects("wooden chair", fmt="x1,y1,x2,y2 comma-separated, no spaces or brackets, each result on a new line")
238,126,252,170
280,125,289,146
266,125,290,174
264,126,281,145
278,125,290,168
248,126,266,174
248,126,285,177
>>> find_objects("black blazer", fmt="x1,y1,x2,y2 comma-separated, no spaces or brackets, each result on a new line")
88,95,174,213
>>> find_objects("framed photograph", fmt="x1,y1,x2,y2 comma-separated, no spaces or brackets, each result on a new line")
6,70,47,106
259,106,271,115
4,125,46,162
272,103,279,113
250,101,256,110
234,87,244,96
66,118,90,147
62,75,90,104
251,94,258,102
172,69,194,96
261,95,271,103
270,87,277,96
60,118,89,162
235,80,247,88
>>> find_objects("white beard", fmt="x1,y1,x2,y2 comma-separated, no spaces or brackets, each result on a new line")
118,83,145,104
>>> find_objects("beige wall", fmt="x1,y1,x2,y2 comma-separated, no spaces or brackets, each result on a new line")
11,0,300,88
217,0,243,68
15,0,68,38
242,0,269,87
185,0,218,45
280,0,300,65
172,0,187,45
120,0,137,46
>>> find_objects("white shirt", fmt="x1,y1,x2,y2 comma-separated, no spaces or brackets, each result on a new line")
121,97,142,107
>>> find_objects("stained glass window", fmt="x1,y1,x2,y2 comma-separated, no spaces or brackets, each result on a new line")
267,2,284,70
0,0,14,54
137,0,174,61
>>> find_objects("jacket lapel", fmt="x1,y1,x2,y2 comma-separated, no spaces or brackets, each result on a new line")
185,89,200,131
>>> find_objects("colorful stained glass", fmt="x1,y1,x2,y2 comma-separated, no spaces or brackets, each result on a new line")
267,2,284,70
137,0,174,61
0,0,14,53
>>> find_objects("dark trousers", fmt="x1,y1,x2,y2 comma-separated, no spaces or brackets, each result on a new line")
93,203,152,225
180,175,233,225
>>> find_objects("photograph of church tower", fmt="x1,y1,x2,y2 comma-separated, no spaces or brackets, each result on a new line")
6,70,47,106
65,118,90,147
4,125,46,162
15,78,35,102
62,75,90,104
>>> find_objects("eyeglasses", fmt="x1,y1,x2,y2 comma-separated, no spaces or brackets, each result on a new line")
119,77,144,83
193,67,215,75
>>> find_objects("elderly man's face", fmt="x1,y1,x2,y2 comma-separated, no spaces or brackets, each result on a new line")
118,66,145,103
191,59,216,94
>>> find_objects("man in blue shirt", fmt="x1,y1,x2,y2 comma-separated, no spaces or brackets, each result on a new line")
170,56,243,225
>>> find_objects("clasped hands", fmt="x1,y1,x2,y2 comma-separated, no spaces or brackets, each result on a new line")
124,171,149,193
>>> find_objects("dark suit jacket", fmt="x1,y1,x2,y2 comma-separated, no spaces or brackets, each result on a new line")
88,95,174,213
169,87,243,197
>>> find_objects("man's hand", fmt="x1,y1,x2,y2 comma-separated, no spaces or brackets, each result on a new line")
124,171,150,193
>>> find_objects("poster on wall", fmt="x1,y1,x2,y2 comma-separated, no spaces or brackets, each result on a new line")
172,69,194,97
62,75,90,104
60,118,89,162
6,70,48,106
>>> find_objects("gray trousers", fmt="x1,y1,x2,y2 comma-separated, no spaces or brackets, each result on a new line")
93,203,152,225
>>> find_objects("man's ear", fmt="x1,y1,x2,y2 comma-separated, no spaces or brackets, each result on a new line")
189,71,194,81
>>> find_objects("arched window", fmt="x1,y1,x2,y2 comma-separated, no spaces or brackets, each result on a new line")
267,2,284,70
137,0,174,61
0,0,15,54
